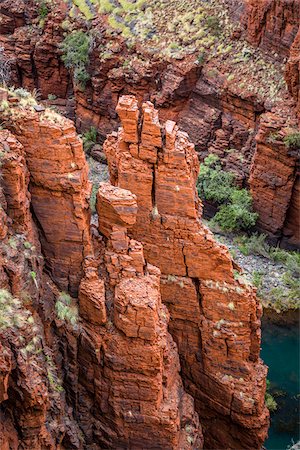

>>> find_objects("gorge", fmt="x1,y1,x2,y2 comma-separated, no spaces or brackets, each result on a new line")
0,0,299,449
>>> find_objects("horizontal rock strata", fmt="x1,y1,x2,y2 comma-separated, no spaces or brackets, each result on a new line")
104,95,269,449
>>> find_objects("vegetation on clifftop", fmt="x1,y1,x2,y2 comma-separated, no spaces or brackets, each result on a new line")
65,0,286,103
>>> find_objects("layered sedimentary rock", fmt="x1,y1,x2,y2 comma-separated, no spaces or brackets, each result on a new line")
285,27,300,118
283,173,300,249
0,98,85,448
1,0,299,247
244,0,300,57
0,130,32,234
1,95,92,295
249,111,299,243
0,91,202,448
75,183,202,449
104,95,269,449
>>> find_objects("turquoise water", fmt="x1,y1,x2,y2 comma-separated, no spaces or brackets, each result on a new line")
261,321,300,450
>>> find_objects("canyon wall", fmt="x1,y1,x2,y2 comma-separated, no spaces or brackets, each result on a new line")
1,0,299,247
244,0,300,57
249,110,299,243
1,90,92,295
0,87,269,448
285,27,300,118
0,90,202,448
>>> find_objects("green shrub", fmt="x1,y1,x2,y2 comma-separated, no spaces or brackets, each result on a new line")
235,233,270,258
265,380,277,413
60,31,92,88
205,16,221,36
213,190,258,232
285,252,300,276
0,289,31,330
252,271,264,290
265,392,277,412
197,155,235,203
82,126,97,153
197,155,258,231
197,51,206,65
283,131,300,150
38,1,49,19
236,234,300,270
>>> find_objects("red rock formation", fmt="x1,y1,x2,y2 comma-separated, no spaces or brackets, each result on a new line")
244,0,300,58
282,171,300,249
1,0,299,248
104,95,269,449
0,91,203,449
285,27,300,118
75,182,203,449
0,130,32,234
249,110,299,243
1,100,92,295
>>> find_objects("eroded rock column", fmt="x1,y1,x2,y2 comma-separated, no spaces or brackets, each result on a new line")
1,106,92,295
104,95,269,449
76,182,203,449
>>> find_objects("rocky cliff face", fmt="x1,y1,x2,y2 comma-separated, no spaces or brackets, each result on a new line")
285,27,300,118
104,95,269,449
0,90,202,448
0,88,269,448
2,99,92,295
244,0,300,58
2,0,298,247
249,109,299,243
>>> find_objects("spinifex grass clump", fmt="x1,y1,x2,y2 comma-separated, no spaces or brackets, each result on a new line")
283,131,300,150
82,126,97,153
0,289,31,330
55,291,79,327
234,234,300,311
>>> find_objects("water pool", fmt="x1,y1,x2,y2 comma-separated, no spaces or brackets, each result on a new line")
261,320,300,450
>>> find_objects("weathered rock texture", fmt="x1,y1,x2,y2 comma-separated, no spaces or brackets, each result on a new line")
282,172,300,248
0,127,78,449
1,0,299,247
75,182,202,449
104,95,269,449
1,103,92,295
249,111,299,243
245,0,300,57
0,92,202,448
285,27,300,118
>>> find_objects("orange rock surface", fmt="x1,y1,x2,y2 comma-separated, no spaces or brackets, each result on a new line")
104,95,269,449
249,110,299,243
75,182,203,448
1,107,92,295
0,94,203,448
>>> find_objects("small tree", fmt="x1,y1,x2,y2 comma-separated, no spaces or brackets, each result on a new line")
60,31,92,88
